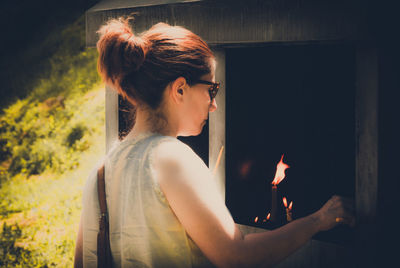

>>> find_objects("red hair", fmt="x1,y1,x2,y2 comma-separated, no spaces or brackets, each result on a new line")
97,18,214,109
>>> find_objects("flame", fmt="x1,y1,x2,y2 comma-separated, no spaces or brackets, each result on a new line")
271,154,290,185
266,213,271,220
254,216,258,223
283,197,288,208
289,201,293,210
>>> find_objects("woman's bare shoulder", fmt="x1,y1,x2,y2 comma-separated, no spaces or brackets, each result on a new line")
153,138,205,170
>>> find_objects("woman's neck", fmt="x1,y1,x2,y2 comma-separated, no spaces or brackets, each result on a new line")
126,106,178,139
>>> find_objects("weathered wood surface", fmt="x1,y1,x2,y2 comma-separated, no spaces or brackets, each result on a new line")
88,0,201,11
105,85,119,153
355,46,378,267
209,49,226,199
86,0,367,47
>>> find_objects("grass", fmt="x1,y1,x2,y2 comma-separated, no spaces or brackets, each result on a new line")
0,13,105,267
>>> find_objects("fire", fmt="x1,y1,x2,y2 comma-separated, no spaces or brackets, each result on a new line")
283,197,288,208
271,154,290,185
254,216,258,223
283,197,293,210
263,213,271,223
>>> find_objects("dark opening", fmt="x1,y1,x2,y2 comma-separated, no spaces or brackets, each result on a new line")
178,121,209,167
225,44,355,244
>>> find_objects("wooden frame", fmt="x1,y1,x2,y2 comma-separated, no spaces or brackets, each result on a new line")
209,49,226,198
105,85,119,153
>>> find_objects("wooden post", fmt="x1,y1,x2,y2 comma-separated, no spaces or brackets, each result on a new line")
355,45,378,268
105,85,119,153
209,48,226,200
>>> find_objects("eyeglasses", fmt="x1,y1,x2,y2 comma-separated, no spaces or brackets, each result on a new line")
192,80,220,100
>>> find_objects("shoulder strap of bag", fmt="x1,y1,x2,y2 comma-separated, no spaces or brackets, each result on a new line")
97,165,107,219
97,165,113,268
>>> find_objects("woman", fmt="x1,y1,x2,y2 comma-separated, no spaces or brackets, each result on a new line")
75,18,355,268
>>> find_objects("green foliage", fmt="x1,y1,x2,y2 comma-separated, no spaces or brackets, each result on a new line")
0,12,105,267
0,13,102,178
2,101,73,176
0,223,33,267
0,88,103,178
65,125,87,148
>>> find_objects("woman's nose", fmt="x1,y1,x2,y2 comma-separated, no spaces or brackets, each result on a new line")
209,98,217,112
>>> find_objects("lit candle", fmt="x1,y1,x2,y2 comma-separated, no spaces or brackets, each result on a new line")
270,155,290,222
287,201,293,222
271,185,277,221
283,197,293,222
263,213,271,223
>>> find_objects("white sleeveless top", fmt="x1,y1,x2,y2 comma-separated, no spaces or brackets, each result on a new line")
81,133,215,268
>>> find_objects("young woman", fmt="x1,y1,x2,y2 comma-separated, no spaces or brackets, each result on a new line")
74,18,355,268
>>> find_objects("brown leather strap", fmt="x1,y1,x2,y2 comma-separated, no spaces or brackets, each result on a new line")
97,164,113,268
97,165,107,217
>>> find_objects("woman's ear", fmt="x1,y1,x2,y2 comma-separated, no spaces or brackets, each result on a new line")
170,77,187,103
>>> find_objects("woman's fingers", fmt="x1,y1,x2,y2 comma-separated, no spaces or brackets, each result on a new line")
340,196,355,212
317,195,356,231
331,196,356,227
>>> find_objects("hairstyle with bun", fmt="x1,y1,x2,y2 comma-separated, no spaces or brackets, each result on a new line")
97,17,215,109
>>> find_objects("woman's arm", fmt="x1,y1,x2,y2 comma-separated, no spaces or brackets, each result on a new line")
74,215,83,268
155,141,354,268
239,195,354,267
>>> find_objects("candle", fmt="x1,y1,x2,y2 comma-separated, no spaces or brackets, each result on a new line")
263,212,271,223
283,197,293,222
271,185,277,221
285,208,292,222
270,155,290,222
287,201,293,222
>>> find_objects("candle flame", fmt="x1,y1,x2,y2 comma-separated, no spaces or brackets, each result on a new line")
283,197,288,208
267,213,271,220
271,154,290,185
289,201,293,210
254,216,258,223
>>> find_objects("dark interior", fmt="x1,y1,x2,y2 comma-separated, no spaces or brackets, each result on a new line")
225,44,356,244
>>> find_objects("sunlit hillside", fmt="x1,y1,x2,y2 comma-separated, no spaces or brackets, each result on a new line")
0,14,104,267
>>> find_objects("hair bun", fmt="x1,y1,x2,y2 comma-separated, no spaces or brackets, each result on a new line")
97,18,147,91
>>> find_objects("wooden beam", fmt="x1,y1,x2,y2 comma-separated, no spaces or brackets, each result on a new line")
86,1,366,47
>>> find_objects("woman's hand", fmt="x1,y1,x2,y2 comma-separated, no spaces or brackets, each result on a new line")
313,195,356,232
